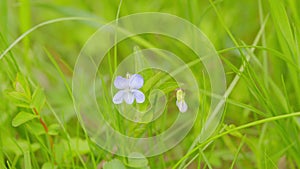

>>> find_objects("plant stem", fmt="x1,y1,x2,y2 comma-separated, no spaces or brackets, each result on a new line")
33,108,55,163
33,108,48,133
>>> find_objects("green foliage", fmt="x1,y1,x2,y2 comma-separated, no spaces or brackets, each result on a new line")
31,87,46,112
1,0,300,168
2,138,40,156
12,111,37,127
127,152,149,169
41,162,56,169
104,159,126,169
8,74,31,104
48,124,60,136
24,151,31,169
7,73,46,128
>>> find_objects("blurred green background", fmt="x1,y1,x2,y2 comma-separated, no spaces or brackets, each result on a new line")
1,0,300,168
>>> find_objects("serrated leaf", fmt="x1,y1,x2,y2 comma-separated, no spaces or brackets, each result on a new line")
128,152,149,168
31,87,46,112
104,159,126,169
48,124,60,135
12,111,37,127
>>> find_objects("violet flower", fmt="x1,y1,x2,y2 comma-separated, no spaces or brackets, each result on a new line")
113,73,145,104
176,89,188,113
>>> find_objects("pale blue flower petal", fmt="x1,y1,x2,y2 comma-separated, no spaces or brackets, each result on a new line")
132,89,145,103
114,76,129,89
124,92,134,104
113,74,145,105
113,90,126,104
176,100,188,113
129,74,144,89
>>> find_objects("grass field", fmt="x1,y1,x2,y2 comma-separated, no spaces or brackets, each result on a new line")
1,0,300,168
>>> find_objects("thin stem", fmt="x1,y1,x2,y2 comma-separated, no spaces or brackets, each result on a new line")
33,108,55,164
114,0,123,71
33,108,48,133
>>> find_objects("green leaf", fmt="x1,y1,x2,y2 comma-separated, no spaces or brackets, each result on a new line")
24,151,32,169
7,91,31,104
42,162,56,169
103,159,126,169
27,121,46,135
127,152,149,168
143,72,164,92
68,138,90,155
48,124,60,135
2,138,40,156
15,81,25,93
15,73,31,97
54,140,66,163
31,87,46,112
12,111,37,127
157,82,178,94
15,103,32,109
134,45,147,72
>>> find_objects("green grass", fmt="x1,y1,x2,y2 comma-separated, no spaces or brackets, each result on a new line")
1,0,300,168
